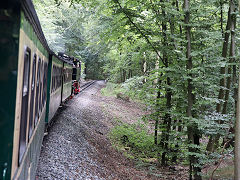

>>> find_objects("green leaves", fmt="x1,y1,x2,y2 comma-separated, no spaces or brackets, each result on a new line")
34,0,238,177
109,121,156,158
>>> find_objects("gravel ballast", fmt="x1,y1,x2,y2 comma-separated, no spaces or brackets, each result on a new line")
36,80,151,180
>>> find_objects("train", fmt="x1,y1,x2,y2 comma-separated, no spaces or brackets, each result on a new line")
0,0,82,179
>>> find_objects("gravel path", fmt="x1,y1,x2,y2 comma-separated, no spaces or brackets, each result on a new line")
36,81,150,180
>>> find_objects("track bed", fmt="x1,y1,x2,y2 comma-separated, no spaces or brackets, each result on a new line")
36,80,151,179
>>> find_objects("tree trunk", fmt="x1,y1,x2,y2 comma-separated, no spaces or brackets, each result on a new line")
220,0,224,38
128,60,132,79
123,69,126,82
235,94,240,180
235,23,240,177
120,68,123,83
222,0,236,115
184,0,202,179
206,2,232,152
155,73,163,145
216,3,232,113
176,0,183,37
234,0,240,178
218,0,237,148
161,77,172,165
158,1,172,166
155,89,160,145
154,52,162,145
233,57,237,115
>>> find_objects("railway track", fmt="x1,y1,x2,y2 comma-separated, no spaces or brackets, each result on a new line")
45,80,96,130
79,80,96,92
36,81,109,179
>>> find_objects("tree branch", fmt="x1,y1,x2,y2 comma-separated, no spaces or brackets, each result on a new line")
114,0,165,65
210,138,233,180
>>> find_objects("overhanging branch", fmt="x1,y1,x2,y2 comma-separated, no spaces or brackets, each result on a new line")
114,0,165,65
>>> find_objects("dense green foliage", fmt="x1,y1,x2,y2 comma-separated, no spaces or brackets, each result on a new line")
110,122,156,157
34,0,240,178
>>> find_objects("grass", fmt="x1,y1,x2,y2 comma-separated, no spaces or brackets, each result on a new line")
101,82,124,97
101,82,142,102
108,121,157,159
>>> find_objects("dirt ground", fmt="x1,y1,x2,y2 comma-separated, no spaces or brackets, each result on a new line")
36,80,191,179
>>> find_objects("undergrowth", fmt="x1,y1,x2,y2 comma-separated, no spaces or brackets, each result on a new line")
102,81,234,179
108,121,164,178
109,121,157,159
101,78,145,101
101,82,123,97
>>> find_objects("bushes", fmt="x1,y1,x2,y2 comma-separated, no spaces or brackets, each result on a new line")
101,76,146,101
101,82,123,97
109,122,156,158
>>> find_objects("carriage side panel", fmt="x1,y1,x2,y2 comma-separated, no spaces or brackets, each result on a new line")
62,62,73,102
48,55,63,123
0,4,20,180
11,11,49,180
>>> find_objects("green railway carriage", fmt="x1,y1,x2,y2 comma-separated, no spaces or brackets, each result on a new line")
0,0,51,179
47,55,63,123
47,55,73,124
62,62,73,102
72,57,81,95
0,0,78,179
0,2,20,179
58,53,81,95
72,58,81,83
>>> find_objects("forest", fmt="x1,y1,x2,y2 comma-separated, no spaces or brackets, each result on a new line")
33,0,240,179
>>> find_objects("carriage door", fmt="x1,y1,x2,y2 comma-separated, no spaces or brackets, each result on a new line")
18,47,31,164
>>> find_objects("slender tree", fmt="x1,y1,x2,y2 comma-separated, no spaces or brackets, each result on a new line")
184,0,202,179
234,0,240,178
207,0,233,152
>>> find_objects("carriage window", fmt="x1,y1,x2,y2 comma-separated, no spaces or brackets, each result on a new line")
63,68,66,83
42,62,48,106
63,69,66,83
59,67,61,88
60,68,62,84
72,68,77,80
66,68,72,82
55,66,57,89
34,59,41,126
28,54,36,140
45,63,48,101
51,66,53,92
56,67,58,89
54,66,56,91
57,68,59,85
42,63,44,109
18,47,31,164
65,69,67,83
53,66,56,91
43,63,46,103
58,67,60,88
55,67,58,89
51,65,54,92
65,69,68,83
69,69,72,82
39,62,44,112
57,67,59,88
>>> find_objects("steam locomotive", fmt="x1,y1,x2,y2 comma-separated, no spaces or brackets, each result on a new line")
0,0,82,179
